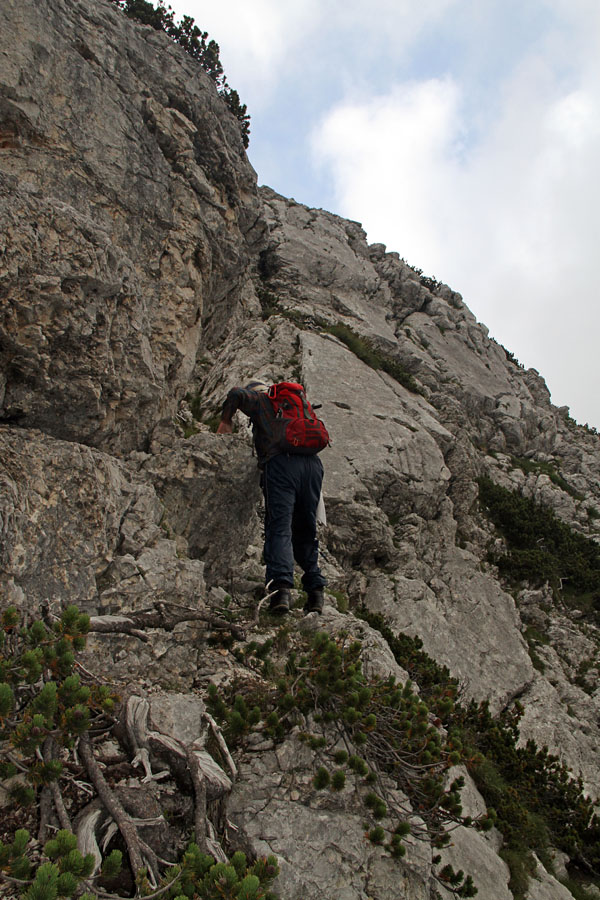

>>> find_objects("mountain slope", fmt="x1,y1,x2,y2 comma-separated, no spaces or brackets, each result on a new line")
1,1,600,898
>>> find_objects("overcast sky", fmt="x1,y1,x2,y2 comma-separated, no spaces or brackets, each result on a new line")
170,0,600,430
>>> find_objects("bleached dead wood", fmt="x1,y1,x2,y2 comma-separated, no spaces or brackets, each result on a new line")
124,695,232,859
88,602,245,642
76,806,104,873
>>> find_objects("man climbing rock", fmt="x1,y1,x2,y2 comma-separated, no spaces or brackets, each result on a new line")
217,380,328,616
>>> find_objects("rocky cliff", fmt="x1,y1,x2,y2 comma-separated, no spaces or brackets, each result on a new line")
2,1,600,899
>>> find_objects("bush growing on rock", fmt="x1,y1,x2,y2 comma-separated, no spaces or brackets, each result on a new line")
207,626,484,895
166,845,279,900
0,603,279,899
478,476,600,611
362,608,600,898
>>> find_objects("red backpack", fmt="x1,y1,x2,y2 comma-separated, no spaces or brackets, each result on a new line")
267,382,330,454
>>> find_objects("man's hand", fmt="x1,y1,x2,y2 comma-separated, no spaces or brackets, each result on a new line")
216,420,233,434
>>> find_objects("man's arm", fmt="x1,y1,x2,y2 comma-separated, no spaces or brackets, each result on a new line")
217,387,261,434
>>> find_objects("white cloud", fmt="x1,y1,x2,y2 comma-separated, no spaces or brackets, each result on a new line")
169,0,457,108
168,0,319,102
310,10,600,426
311,78,462,265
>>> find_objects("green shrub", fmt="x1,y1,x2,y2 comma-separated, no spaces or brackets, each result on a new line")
331,770,346,791
368,826,385,844
478,476,600,605
206,624,477,892
0,606,279,900
511,457,583,500
313,767,330,789
457,701,600,878
0,606,122,898
560,877,600,900
437,864,478,898
362,606,600,896
166,845,279,899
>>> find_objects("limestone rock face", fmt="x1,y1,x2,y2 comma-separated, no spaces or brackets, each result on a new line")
2,3,600,900
138,428,264,590
0,425,207,615
1,426,148,610
363,568,534,714
0,0,266,453
228,729,433,900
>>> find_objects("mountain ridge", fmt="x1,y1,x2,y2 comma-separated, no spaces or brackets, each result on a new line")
1,1,600,898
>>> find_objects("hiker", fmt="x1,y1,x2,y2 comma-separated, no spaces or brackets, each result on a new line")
217,380,328,616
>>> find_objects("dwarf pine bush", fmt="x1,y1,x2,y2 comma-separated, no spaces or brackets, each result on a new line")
208,627,482,897
166,845,279,900
0,605,111,802
361,607,600,898
0,605,122,897
477,476,600,605
0,604,280,899
510,457,583,499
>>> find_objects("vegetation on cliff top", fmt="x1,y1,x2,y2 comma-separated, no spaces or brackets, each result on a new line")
108,0,250,146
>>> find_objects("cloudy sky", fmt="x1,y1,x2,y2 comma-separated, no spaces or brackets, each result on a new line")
171,0,600,429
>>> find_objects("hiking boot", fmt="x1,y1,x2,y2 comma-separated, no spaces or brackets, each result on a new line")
304,589,324,615
269,588,291,615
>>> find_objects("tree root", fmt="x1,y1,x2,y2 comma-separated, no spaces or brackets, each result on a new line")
186,745,209,855
253,581,276,624
124,695,232,862
79,733,159,883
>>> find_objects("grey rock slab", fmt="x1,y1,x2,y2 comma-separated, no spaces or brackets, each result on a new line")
0,427,207,625
81,626,206,691
139,430,263,588
0,427,132,609
148,692,207,746
517,669,600,800
364,568,534,712
437,825,512,900
525,860,576,900
300,330,451,514
260,188,395,342
228,732,432,900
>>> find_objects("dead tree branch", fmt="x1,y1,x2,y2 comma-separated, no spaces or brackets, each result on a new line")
88,602,245,642
43,736,71,831
124,695,232,862
185,746,209,855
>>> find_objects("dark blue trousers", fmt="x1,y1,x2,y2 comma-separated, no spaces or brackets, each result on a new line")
262,453,326,592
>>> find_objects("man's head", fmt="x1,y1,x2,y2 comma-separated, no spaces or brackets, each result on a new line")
245,380,269,393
